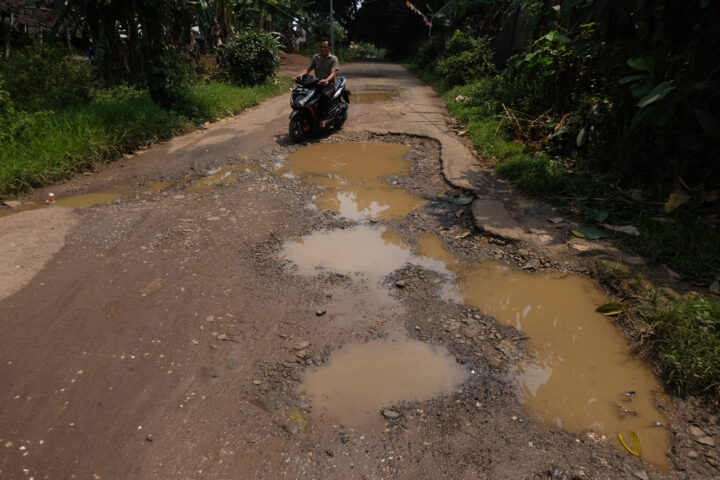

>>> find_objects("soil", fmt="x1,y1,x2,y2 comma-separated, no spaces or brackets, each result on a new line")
1,63,718,480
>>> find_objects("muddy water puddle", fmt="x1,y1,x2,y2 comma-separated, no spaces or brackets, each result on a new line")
184,162,259,194
276,142,426,221
416,234,670,469
281,225,450,286
350,90,398,104
0,191,126,218
300,337,467,427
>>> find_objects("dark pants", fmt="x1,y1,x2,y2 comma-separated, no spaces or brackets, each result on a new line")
318,84,334,121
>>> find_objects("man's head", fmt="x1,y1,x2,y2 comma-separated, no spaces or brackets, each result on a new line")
319,38,330,57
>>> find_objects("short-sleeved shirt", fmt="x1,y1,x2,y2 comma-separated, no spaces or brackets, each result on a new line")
308,53,339,81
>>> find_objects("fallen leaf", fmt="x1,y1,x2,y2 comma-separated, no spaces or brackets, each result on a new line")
602,224,641,236
619,430,642,457
453,196,474,205
455,231,471,239
571,226,610,240
664,193,691,214
596,302,627,315
548,217,564,224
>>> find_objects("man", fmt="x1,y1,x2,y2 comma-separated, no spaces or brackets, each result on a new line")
297,38,338,128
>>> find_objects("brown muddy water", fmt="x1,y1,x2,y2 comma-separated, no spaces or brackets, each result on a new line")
281,141,670,469
276,142,426,221
300,337,467,428
415,234,670,470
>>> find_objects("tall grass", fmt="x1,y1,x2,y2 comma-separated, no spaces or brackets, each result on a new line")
0,78,289,198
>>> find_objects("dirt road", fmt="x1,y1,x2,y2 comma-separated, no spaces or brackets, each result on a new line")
1,63,717,480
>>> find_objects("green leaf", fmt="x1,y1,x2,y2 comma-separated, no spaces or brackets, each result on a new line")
584,208,608,223
627,57,654,72
637,81,675,108
619,73,649,85
453,196,473,205
596,302,627,315
570,226,610,240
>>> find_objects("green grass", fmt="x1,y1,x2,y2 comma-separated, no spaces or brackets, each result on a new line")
639,293,720,397
0,78,290,198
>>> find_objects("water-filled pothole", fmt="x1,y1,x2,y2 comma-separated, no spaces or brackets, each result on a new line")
0,191,126,218
184,163,258,194
416,233,670,469
276,142,426,221
350,90,398,104
300,337,467,427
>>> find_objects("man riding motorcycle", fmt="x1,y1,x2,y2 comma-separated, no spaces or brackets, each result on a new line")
296,38,338,128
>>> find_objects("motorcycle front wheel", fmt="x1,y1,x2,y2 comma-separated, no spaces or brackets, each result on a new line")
289,113,311,143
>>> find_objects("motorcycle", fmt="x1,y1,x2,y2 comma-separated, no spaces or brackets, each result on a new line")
289,74,350,143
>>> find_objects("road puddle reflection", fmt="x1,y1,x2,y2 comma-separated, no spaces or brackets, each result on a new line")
276,142,426,221
415,233,670,470
281,225,450,284
300,337,467,427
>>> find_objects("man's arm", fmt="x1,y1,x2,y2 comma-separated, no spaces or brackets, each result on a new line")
318,67,336,85
298,58,315,78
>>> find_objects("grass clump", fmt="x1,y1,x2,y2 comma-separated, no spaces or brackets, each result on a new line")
640,294,720,397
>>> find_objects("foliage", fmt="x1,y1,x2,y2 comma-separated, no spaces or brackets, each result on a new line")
0,72,13,117
436,30,494,87
0,78,288,199
146,45,194,109
0,44,99,111
217,31,280,86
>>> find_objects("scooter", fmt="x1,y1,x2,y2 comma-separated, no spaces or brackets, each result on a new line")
289,74,350,143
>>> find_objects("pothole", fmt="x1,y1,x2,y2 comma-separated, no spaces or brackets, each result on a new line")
299,337,467,428
275,142,426,221
350,90,398,104
416,233,671,470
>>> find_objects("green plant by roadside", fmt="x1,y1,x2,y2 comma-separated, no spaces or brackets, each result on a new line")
146,45,194,109
217,31,280,86
0,44,99,111
436,30,494,88
0,72,13,116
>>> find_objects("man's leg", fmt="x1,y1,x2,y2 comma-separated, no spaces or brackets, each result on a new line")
319,85,333,127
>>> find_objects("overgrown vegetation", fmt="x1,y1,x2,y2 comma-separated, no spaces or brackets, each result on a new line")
217,31,280,86
0,2,293,199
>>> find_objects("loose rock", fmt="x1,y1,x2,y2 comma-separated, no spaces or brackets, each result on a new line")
294,341,311,350
395,280,407,288
382,409,401,419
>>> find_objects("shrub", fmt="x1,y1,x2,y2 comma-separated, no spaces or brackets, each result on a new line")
0,72,13,116
217,31,279,86
1,44,98,110
146,45,194,109
436,30,494,87
348,42,387,60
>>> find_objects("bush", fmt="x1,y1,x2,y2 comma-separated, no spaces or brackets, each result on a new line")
0,72,13,116
435,31,494,87
0,44,98,110
217,31,279,86
348,42,387,60
146,45,194,109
